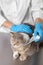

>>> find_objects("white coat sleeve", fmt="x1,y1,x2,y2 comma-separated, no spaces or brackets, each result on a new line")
0,8,6,27
31,0,43,21
0,1,6,27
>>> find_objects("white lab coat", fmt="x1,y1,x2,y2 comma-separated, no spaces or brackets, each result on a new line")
0,0,43,33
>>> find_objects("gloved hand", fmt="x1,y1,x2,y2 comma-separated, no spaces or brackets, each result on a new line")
34,22,43,42
10,24,32,34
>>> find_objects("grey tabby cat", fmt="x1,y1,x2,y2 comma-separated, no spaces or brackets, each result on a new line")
10,32,39,61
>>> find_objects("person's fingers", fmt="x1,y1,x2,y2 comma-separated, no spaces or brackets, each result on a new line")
34,29,40,42
34,29,37,37
34,29,43,42
18,25,32,34
39,30,43,40
10,24,33,34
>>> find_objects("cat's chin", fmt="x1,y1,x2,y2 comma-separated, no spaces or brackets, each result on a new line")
19,55,27,61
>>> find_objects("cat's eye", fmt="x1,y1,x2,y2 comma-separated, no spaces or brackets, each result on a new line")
17,41,19,43
13,42,17,45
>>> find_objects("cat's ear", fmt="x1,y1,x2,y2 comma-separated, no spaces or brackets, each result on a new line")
10,32,14,36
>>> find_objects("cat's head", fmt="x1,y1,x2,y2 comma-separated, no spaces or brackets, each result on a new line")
10,32,30,47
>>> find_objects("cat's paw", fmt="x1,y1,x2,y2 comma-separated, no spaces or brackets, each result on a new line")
13,51,19,60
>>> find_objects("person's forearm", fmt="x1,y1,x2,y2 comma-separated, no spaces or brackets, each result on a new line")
2,18,42,29
2,21,13,29
35,18,42,23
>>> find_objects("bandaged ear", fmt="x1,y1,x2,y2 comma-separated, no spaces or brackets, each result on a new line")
19,33,30,43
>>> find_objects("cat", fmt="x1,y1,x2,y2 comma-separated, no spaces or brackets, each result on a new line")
10,32,39,61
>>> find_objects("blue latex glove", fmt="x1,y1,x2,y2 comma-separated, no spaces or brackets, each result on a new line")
34,22,43,42
10,24,32,34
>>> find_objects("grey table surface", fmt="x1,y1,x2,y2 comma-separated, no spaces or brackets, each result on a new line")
0,33,43,65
